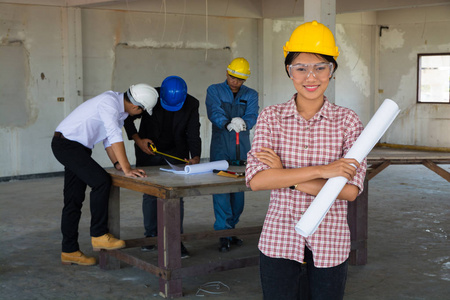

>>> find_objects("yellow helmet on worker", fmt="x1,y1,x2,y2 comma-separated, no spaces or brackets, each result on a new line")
227,57,251,80
283,20,340,59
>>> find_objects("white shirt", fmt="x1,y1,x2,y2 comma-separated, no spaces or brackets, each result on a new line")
56,91,129,149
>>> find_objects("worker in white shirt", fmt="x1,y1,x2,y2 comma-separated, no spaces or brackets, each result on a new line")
51,83,158,266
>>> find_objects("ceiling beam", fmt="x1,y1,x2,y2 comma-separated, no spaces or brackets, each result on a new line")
0,0,137,7
65,0,136,7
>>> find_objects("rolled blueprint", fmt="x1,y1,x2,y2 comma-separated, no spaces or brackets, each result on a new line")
161,160,229,175
185,160,229,174
295,99,400,237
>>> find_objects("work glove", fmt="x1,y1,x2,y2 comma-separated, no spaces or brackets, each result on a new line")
231,117,246,132
226,122,240,132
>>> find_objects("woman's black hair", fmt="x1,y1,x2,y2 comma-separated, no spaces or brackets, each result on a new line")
284,52,338,78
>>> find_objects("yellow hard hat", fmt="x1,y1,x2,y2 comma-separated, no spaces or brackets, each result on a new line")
227,57,251,80
283,20,340,59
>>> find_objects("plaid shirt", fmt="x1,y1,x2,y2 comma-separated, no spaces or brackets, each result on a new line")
246,95,367,268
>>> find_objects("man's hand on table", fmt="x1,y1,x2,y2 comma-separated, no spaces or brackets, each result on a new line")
124,168,147,178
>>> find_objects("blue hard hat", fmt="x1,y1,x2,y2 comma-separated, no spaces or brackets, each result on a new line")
160,76,187,112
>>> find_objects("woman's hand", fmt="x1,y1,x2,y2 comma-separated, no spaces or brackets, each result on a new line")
254,147,283,169
319,158,360,181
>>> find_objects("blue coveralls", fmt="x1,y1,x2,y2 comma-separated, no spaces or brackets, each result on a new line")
206,80,259,231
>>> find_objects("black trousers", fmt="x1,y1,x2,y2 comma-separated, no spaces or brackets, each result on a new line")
51,136,111,252
259,247,348,300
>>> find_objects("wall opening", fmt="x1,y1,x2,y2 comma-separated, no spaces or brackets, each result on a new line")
417,53,450,104
0,42,29,127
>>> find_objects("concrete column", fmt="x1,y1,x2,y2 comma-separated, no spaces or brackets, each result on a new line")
304,0,336,103
258,18,273,109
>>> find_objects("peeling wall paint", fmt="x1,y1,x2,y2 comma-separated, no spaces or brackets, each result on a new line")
336,24,371,98
0,3,260,177
380,28,405,50
0,43,30,128
272,19,303,34
378,9,450,147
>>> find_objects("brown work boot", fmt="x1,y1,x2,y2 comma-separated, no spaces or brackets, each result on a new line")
91,233,126,251
61,250,96,266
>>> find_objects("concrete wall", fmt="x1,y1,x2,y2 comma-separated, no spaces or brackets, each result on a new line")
0,3,259,177
265,12,376,124
0,4,66,177
267,7,450,148
80,8,259,165
377,6,450,147
0,3,449,178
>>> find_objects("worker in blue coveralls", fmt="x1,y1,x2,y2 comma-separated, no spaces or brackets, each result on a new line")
206,57,259,252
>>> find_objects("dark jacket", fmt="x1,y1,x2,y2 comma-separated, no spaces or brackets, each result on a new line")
124,87,201,167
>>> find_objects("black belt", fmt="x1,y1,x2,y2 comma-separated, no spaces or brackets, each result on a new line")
54,132,67,139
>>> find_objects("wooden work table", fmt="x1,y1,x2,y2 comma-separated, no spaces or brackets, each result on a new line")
101,148,450,298
366,148,450,181
101,165,253,298
347,147,450,265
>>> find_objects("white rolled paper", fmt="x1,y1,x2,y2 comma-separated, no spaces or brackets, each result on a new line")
185,160,229,174
294,99,400,237
160,160,229,175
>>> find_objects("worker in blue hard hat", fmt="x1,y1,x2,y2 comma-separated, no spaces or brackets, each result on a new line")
124,75,201,258
206,57,260,252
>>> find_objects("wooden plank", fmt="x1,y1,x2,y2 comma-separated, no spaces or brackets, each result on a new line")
110,175,170,199
172,256,259,279
106,249,167,278
158,197,182,298
124,236,158,248
368,148,450,163
123,227,262,249
107,166,249,199
375,143,450,153
181,226,262,241
367,160,391,181
348,179,368,265
422,160,450,182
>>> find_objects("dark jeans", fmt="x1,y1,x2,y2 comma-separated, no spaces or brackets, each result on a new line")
260,247,348,300
142,194,184,237
212,192,244,231
51,136,111,252
137,152,184,238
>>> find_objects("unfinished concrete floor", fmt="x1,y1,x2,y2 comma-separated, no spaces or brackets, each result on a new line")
1,164,449,299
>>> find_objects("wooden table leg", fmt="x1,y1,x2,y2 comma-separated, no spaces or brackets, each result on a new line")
422,160,450,182
99,185,121,270
367,160,391,181
158,197,182,298
347,178,368,265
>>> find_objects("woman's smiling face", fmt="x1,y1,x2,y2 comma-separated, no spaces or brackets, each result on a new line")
288,52,332,103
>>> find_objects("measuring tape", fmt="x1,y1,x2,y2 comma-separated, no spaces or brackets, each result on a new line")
149,144,187,163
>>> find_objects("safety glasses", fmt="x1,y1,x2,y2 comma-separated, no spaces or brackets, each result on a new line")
227,74,246,83
288,62,334,80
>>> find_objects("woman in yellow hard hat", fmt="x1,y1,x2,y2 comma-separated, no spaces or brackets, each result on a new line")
245,21,367,299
